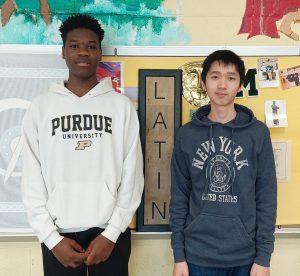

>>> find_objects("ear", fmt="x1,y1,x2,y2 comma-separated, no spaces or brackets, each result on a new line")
200,80,206,91
62,46,66,60
98,48,102,61
238,84,243,92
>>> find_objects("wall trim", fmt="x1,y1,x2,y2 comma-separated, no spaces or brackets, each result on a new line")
0,45,300,56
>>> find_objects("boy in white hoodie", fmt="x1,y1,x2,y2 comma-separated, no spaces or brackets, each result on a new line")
22,14,144,276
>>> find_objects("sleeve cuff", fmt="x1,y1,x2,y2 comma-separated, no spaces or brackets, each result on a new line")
101,224,122,243
43,231,63,250
173,248,186,263
254,251,271,267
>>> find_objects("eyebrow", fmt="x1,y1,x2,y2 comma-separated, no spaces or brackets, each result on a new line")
68,40,97,43
208,70,239,76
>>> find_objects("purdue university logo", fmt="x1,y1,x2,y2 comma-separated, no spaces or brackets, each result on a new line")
52,114,112,136
50,114,113,150
75,140,92,150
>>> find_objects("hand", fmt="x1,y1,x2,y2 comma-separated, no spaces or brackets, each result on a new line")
250,263,270,276
52,237,85,268
173,261,189,276
84,234,115,265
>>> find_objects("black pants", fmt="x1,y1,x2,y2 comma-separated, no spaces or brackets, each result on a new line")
41,227,131,276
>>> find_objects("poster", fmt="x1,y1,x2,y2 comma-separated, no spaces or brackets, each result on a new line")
0,53,67,233
265,100,288,128
96,61,124,93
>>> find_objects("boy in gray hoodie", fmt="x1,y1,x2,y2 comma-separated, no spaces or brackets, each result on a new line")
170,50,277,276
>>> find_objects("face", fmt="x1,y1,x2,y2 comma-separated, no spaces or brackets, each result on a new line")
62,28,101,81
201,61,242,108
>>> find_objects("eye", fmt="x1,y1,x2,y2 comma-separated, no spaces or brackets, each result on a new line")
88,45,98,50
228,77,236,81
69,44,78,49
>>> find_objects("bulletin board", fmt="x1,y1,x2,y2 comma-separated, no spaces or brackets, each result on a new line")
101,53,300,227
0,45,299,235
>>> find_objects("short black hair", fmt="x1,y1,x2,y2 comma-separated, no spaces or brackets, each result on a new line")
59,14,104,48
201,50,245,86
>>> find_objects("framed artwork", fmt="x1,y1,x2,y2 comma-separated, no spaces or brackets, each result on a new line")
137,69,182,232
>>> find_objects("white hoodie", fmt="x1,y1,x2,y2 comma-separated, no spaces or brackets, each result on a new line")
22,78,144,249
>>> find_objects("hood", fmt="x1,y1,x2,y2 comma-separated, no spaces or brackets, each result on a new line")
192,103,256,129
49,77,114,99
192,104,257,197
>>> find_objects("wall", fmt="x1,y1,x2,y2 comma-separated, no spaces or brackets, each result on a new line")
0,235,299,276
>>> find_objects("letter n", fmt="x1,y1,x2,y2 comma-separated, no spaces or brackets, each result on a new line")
152,202,166,219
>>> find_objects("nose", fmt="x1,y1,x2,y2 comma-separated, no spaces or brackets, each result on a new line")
78,45,89,56
218,77,227,89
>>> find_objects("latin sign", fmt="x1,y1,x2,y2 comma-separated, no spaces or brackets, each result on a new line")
137,69,182,232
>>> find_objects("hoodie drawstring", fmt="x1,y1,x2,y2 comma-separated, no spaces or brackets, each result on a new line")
204,125,214,195
230,127,235,196
204,125,236,197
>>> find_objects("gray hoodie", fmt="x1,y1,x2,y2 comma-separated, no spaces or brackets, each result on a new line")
170,104,277,268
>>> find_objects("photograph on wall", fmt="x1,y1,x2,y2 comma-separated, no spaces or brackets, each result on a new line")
272,140,291,182
96,61,124,93
257,58,279,88
265,100,288,128
280,65,300,90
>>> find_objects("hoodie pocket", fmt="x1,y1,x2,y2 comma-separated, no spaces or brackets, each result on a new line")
46,181,117,228
184,213,255,259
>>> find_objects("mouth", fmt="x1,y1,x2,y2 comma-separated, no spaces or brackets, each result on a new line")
75,60,91,67
216,92,227,97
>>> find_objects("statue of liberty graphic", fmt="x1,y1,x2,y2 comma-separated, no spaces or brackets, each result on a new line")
208,155,235,193
212,164,227,184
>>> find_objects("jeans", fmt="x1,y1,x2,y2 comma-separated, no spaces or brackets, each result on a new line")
188,262,252,276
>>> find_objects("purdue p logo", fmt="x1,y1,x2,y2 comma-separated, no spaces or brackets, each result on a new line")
75,140,92,150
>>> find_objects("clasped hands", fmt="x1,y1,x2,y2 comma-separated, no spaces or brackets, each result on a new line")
52,234,115,268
